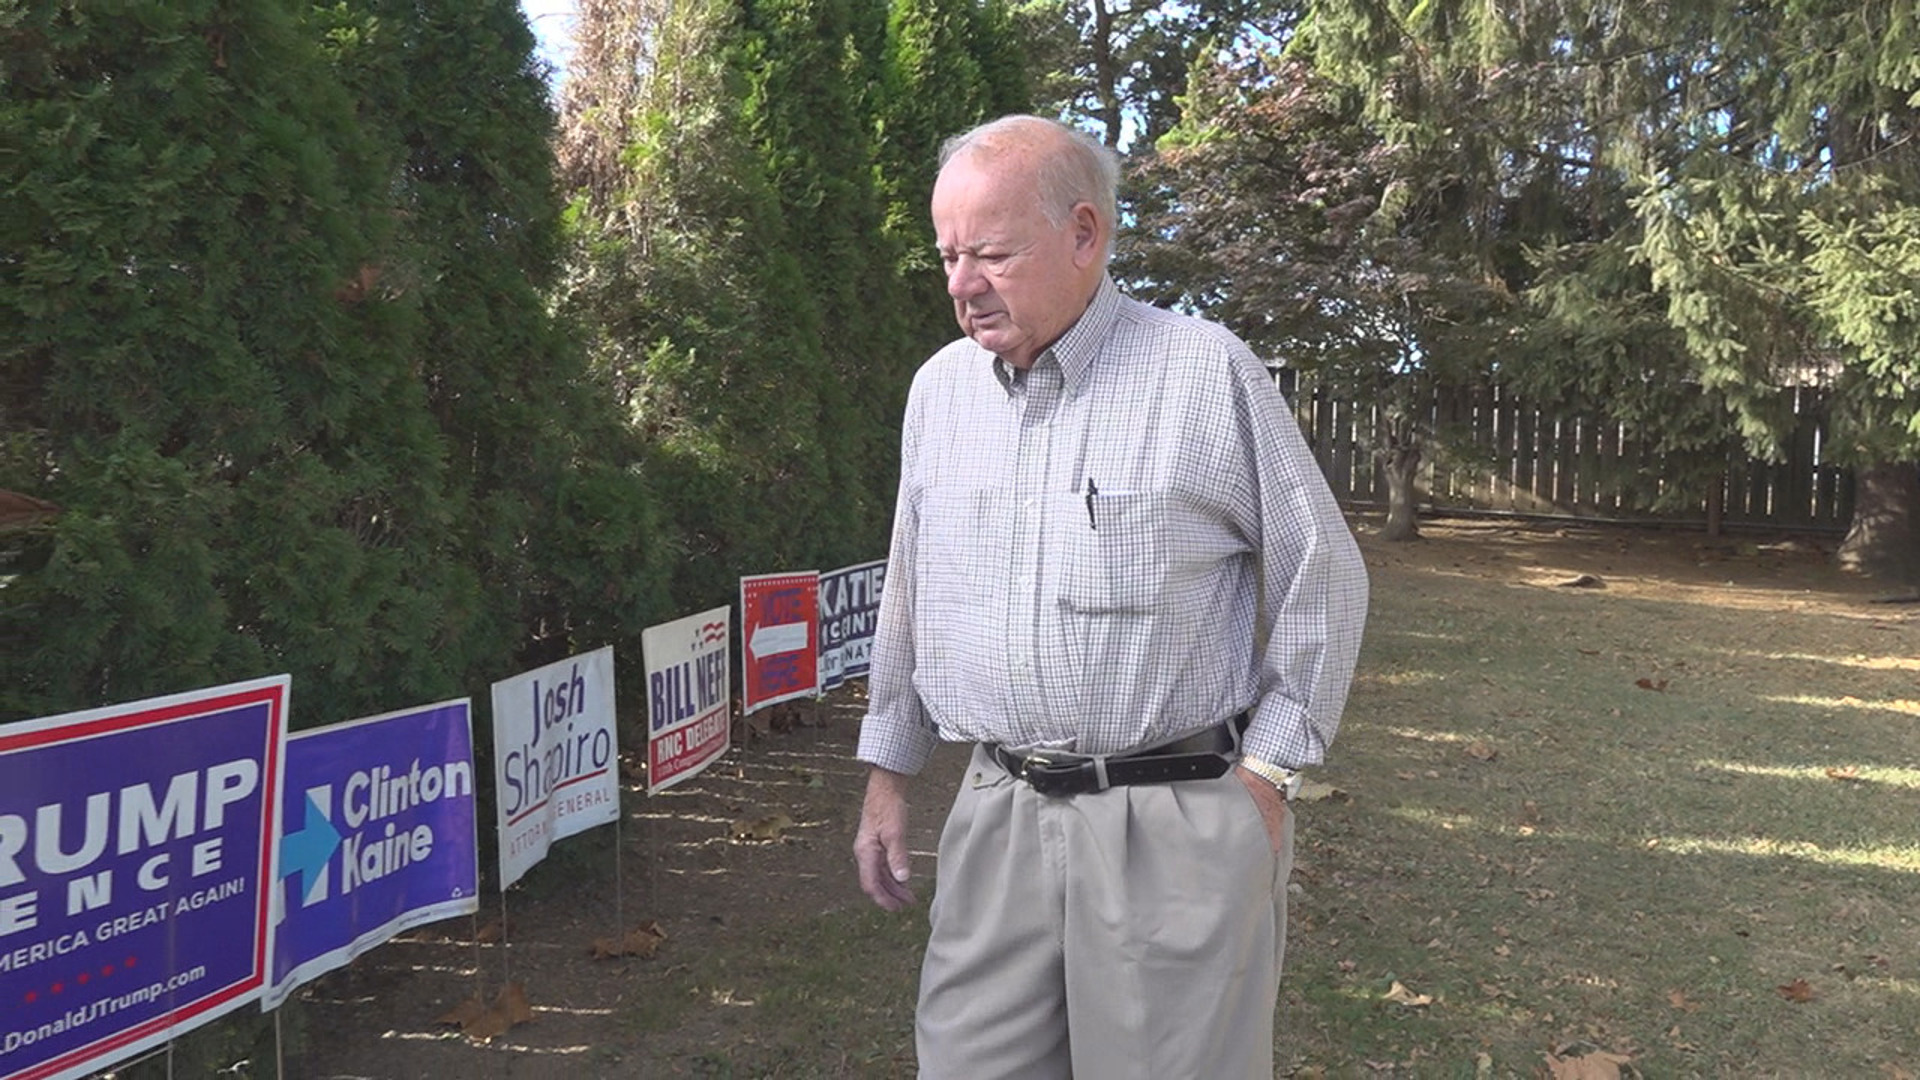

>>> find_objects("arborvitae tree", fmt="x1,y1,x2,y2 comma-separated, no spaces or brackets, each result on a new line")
0,0,465,722
735,0,897,564
318,0,667,672
871,0,1029,350
557,0,1029,610
558,0,834,608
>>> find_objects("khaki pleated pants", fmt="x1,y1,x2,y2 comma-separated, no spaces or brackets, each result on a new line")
915,744,1293,1080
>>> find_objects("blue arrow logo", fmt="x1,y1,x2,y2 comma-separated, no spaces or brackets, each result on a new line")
280,793,342,903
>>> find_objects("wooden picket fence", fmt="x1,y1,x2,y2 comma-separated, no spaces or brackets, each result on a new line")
1276,371,1852,532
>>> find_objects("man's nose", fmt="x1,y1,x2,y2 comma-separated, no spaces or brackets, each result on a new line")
947,256,987,299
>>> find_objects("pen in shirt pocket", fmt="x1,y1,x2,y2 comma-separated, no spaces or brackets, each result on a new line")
1084,477,1098,529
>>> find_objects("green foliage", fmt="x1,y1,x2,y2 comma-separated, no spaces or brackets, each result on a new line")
2,0,459,722
556,0,1028,616
1300,0,1920,537
1126,51,1518,497
1,0,663,732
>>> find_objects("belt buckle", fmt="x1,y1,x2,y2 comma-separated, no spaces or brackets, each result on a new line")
1019,753,1092,797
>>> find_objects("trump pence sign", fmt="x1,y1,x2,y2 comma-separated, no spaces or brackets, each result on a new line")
0,676,288,1080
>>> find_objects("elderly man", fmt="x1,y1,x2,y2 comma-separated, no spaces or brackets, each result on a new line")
853,113,1369,1079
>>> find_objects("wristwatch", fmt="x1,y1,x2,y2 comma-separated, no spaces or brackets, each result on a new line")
1238,756,1303,801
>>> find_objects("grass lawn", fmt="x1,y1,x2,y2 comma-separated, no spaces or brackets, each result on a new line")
289,516,1918,1079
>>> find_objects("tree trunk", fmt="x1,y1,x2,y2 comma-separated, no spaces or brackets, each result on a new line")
1378,441,1423,542
1837,462,1920,589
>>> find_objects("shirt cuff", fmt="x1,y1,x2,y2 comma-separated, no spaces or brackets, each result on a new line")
855,714,940,776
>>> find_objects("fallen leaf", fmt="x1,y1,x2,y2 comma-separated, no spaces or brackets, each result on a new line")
1634,678,1669,692
473,918,510,945
591,921,667,960
434,993,489,1028
1824,766,1862,782
1382,980,1432,1007
1465,741,1498,762
1667,989,1701,1012
1294,779,1349,802
439,982,534,1041
1396,770,1418,781
730,812,795,842
1337,959,1358,972
1882,1064,1916,1080
1556,573,1606,588
1543,1049,1633,1080
1777,978,1816,1003
498,981,534,1025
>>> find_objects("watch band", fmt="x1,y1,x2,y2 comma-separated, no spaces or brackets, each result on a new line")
1238,756,1302,799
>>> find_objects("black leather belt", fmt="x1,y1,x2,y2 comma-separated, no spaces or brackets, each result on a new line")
986,714,1249,797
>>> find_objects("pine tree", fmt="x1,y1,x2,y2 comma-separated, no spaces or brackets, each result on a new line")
1303,0,1920,578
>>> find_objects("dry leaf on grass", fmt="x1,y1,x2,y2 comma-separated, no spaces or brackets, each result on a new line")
1824,766,1862,782
1777,978,1816,1003
591,921,667,960
473,918,510,944
1666,989,1702,1012
1294,779,1349,802
731,812,795,842
1634,677,1669,692
434,993,489,1029
1382,980,1433,1007
1544,1049,1633,1079
436,982,533,1041
1465,741,1498,762
1556,573,1606,588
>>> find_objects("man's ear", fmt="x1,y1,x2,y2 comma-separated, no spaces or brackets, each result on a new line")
1070,202,1103,268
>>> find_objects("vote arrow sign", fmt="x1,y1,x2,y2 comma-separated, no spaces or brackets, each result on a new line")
748,620,809,659
739,570,820,714
280,792,343,903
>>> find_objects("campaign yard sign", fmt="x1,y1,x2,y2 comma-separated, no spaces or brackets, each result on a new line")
739,571,819,714
489,647,620,889
0,676,288,1080
642,606,731,794
263,700,478,1010
818,559,885,692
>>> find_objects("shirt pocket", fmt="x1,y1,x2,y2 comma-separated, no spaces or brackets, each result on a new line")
1059,491,1169,614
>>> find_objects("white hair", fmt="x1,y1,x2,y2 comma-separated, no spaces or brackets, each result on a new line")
939,115,1119,256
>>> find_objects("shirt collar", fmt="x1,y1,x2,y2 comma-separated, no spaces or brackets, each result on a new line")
989,275,1122,393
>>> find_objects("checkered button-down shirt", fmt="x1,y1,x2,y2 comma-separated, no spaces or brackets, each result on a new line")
856,276,1368,774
